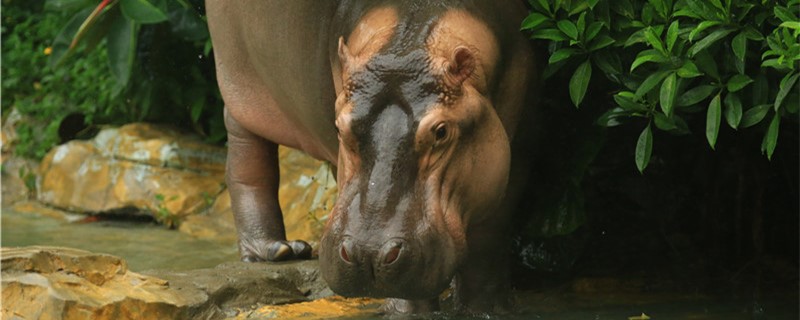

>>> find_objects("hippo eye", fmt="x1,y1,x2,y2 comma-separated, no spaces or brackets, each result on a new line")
434,123,447,141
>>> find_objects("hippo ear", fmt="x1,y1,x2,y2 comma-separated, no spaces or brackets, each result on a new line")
446,46,476,86
338,36,354,69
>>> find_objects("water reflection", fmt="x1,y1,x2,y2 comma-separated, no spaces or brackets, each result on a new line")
1,208,238,272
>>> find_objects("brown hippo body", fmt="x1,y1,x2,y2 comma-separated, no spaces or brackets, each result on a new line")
206,0,537,314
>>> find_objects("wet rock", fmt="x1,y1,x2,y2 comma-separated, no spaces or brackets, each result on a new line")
36,123,226,224
234,296,382,319
0,156,38,206
179,146,335,243
1,246,331,320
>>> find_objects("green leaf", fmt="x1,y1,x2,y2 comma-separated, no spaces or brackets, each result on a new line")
635,70,671,99
168,7,209,41
531,29,569,41
644,26,666,54
723,93,742,129
688,28,735,57
775,72,800,111
521,13,550,30
120,0,168,24
49,7,93,67
597,107,631,127
706,94,722,150
743,26,764,41
677,60,703,78
576,12,587,36
694,50,719,79
727,74,753,92
548,48,579,64
677,85,716,107
614,92,649,112
589,35,616,51
689,21,721,41
654,112,677,131
774,6,798,23
762,113,780,160
107,15,137,93
654,112,691,134
741,104,771,128
731,32,747,74
557,20,579,40
780,21,800,30
666,21,680,53
684,0,723,20
659,73,678,117
569,60,592,107
635,124,653,173
631,49,669,71
585,22,604,41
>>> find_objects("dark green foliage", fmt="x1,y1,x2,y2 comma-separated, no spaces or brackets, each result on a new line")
2,0,224,159
522,0,800,172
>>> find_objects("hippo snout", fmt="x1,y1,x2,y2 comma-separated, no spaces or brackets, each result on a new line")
339,237,408,266
320,234,452,300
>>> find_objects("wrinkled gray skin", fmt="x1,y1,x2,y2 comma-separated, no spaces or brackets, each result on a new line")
206,0,537,315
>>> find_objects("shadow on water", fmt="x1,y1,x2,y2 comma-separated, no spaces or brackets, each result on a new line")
1,208,238,272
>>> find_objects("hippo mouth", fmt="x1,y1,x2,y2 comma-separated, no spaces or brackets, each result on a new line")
318,231,458,300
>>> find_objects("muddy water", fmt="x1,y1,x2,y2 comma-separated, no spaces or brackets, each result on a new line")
1,207,238,271
3,207,796,319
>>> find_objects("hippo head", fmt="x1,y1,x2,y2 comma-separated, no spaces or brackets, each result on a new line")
320,15,511,300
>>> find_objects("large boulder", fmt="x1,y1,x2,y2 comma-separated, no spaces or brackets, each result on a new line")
36,124,226,225
1,246,331,320
32,122,335,241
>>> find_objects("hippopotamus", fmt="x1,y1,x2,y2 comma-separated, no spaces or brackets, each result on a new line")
206,0,537,314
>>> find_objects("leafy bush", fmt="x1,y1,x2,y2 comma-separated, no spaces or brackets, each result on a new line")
522,0,799,172
2,0,224,159
2,2,122,158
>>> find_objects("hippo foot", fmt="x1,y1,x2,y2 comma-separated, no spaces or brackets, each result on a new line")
380,298,439,315
239,238,312,262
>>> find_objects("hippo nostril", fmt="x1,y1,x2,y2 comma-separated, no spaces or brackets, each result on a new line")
340,244,351,263
339,238,355,263
382,241,403,265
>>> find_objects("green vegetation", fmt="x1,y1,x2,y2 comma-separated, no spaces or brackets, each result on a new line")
2,0,223,159
522,0,799,172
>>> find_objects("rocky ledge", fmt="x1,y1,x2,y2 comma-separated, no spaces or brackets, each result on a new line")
1,246,333,320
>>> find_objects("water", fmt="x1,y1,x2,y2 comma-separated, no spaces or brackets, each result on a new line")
2,207,796,319
1,207,239,272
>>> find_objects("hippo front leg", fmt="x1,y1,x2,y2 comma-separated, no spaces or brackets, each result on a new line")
454,221,513,314
224,110,311,262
